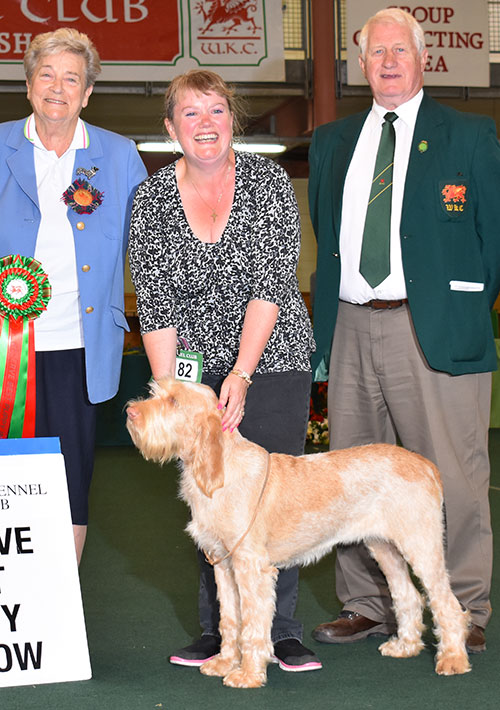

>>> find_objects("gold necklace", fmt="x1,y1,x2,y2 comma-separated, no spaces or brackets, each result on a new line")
189,163,232,223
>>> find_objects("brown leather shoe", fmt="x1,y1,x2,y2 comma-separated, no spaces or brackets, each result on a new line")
312,611,396,644
466,624,486,654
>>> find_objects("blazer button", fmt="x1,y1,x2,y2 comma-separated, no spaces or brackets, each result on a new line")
85,306,94,314
82,264,91,272
332,252,339,258
76,221,85,231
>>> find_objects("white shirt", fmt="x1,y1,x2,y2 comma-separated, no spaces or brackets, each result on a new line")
26,115,88,351
339,89,423,303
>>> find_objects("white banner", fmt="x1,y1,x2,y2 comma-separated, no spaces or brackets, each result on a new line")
346,1,489,87
0,438,91,687
0,0,284,82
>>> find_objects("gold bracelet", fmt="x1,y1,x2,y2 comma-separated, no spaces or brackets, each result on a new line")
231,369,253,386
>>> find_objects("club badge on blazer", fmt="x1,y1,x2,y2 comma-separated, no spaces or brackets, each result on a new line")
440,181,468,215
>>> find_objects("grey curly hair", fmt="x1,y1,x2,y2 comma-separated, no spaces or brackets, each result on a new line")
24,27,101,88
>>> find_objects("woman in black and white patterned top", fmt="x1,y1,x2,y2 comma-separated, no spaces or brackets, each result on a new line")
128,70,319,673
129,149,314,375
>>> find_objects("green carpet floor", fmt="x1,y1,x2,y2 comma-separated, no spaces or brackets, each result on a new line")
2,433,500,710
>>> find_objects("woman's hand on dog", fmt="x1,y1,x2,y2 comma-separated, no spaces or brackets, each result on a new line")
218,374,249,432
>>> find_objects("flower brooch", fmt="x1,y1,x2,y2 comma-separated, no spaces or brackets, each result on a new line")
62,167,103,214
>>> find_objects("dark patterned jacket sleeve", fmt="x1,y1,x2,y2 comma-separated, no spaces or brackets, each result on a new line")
128,167,178,334
247,157,302,307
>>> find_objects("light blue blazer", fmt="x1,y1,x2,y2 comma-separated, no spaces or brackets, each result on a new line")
0,117,147,403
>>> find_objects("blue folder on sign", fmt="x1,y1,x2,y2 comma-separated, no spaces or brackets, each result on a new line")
0,437,61,456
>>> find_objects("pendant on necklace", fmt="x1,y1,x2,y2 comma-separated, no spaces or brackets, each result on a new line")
189,160,232,225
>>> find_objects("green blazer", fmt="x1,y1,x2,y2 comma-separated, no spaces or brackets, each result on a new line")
309,93,500,380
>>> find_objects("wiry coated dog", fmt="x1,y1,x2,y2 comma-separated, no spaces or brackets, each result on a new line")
126,378,470,688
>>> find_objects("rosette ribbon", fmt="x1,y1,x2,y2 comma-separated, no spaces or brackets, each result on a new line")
0,255,51,438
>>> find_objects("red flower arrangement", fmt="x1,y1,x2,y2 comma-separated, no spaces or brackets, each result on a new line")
306,381,329,446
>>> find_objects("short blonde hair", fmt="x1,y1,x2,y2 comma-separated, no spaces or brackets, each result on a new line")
24,27,101,88
164,69,246,136
359,8,426,59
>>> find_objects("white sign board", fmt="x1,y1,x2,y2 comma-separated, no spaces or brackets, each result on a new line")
0,437,91,687
346,1,490,87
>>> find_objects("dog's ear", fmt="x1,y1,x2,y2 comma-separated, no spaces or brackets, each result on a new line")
190,409,225,498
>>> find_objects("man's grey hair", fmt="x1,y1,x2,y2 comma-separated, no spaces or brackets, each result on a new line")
359,8,426,59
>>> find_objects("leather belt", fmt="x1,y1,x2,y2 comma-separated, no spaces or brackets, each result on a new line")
360,298,408,309
342,299,408,310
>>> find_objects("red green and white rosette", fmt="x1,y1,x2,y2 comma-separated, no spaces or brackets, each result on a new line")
0,255,51,438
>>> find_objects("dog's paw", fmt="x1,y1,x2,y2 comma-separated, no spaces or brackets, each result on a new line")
200,655,238,678
378,636,424,658
435,652,471,676
223,668,267,688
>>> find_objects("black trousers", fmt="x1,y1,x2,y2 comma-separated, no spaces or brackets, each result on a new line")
35,349,97,525
197,370,312,643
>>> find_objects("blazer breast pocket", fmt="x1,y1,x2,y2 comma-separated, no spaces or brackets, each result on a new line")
437,179,469,222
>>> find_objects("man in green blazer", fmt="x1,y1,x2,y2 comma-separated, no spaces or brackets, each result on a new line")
309,8,500,653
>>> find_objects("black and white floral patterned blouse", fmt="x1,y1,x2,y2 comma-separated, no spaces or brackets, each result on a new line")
128,151,315,375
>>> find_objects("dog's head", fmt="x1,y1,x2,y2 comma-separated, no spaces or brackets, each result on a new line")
126,377,225,497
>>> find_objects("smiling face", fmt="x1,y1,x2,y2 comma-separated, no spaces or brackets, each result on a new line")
359,21,427,109
164,89,233,165
26,50,93,132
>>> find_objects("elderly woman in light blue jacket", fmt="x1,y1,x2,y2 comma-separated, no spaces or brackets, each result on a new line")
0,28,147,562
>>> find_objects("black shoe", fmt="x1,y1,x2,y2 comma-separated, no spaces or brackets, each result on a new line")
272,638,322,672
169,635,221,667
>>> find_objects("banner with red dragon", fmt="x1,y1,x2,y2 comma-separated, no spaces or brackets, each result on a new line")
0,0,285,81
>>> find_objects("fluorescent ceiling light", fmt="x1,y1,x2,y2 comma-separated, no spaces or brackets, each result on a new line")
137,141,178,152
136,141,287,155
233,142,287,154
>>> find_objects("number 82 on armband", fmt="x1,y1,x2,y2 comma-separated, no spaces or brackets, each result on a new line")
175,349,203,383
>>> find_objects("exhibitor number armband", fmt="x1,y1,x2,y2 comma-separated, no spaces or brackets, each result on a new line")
175,337,203,383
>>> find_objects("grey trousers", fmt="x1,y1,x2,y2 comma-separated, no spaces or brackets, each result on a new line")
328,301,493,629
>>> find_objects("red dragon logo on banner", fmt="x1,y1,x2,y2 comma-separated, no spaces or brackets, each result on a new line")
195,0,262,35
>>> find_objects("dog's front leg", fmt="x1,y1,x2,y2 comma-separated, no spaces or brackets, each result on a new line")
200,560,241,678
222,550,277,689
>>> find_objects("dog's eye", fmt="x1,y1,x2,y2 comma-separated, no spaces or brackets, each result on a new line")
167,395,179,408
